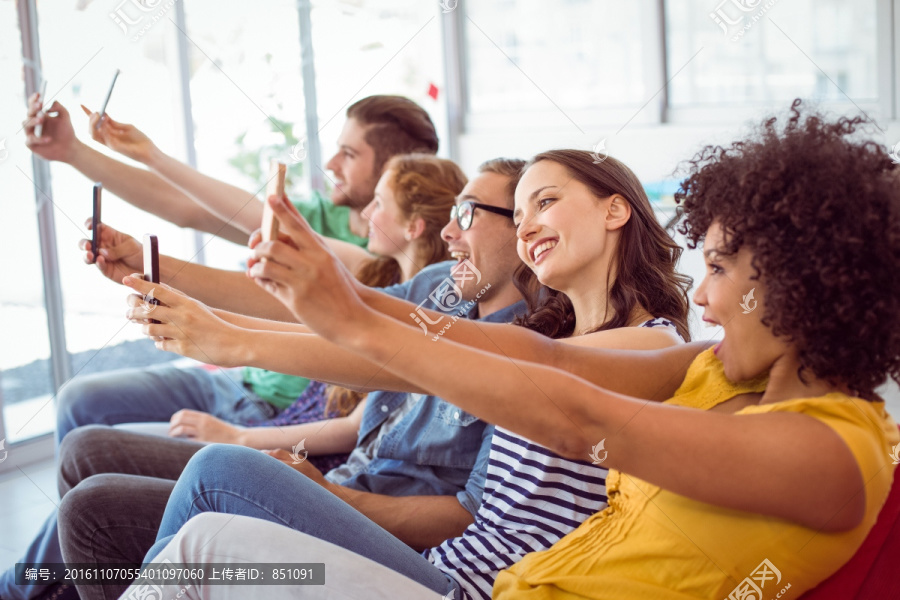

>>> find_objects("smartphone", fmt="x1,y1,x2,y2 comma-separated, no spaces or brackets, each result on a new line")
261,161,286,245
96,69,121,129
143,234,160,323
91,183,102,264
34,80,48,138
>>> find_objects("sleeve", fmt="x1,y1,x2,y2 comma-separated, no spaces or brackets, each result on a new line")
798,399,899,500
456,424,495,518
378,279,414,300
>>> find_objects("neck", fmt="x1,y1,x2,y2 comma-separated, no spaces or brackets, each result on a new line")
474,281,524,318
569,290,611,335
760,351,842,404
395,250,419,283
348,208,368,238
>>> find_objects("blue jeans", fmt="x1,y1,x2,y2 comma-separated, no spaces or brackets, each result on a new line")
55,364,275,445
147,444,458,597
0,365,274,600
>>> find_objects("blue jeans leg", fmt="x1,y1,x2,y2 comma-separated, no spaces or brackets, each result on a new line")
55,365,273,445
0,366,270,600
0,512,63,600
147,445,454,595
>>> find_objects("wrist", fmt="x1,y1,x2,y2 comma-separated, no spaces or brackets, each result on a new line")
144,144,165,169
65,139,89,167
234,427,250,448
236,328,259,370
346,310,394,360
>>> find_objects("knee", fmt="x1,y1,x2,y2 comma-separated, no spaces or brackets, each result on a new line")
58,425,116,495
180,444,256,486
55,375,113,440
58,474,118,534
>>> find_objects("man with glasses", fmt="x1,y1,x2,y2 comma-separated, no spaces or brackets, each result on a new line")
52,159,527,600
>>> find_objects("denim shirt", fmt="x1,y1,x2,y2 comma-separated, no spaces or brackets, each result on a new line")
330,260,527,517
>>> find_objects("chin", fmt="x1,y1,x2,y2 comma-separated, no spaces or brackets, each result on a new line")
330,189,352,207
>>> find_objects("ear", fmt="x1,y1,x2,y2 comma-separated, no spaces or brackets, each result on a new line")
605,194,631,231
406,217,426,241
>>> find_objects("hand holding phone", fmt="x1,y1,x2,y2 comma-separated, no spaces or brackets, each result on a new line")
143,234,160,323
261,161,286,256
91,183,102,264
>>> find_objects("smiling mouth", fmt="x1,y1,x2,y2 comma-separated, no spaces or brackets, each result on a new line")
530,239,558,263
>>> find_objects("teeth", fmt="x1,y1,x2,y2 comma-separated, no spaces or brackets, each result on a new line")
532,240,557,261
451,251,469,261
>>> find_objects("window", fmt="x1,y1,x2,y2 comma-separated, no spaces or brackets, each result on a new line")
7,0,196,444
461,0,655,132
183,0,309,270
0,1,55,445
666,0,878,107
310,0,447,163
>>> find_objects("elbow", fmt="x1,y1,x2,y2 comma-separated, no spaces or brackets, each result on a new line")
548,428,594,461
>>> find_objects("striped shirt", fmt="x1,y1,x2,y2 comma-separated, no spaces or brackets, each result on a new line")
423,317,680,600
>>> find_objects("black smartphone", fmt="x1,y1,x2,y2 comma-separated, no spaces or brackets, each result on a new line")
91,183,102,264
143,234,160,323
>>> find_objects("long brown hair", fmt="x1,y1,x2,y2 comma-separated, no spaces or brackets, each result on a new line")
513,150,692,341
325,154,467,416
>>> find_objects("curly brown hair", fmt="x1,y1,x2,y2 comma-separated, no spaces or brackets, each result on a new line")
676,99,900,400
513,150,693,342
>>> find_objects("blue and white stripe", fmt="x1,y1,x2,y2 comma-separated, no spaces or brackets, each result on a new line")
423,317,680,600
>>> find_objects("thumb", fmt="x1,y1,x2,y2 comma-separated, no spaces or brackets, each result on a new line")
269,195,320,250
80,104,93,117
49,101,68,118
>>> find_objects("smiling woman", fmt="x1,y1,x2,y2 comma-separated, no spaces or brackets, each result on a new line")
199,100,900,600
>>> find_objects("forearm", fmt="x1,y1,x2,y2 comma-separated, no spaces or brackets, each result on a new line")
349,313,706,456
240,329,423,393
211,308,310,333
361,284,556,361
160,256,298,321
146,147,263,237
360,286,703,397
327,487,473,550
68,142,248,244
237,418,358,454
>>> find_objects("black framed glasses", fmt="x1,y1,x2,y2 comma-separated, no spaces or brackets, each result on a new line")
450,200,515,231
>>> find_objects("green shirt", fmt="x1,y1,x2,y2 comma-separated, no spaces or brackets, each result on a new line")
242,190,368,409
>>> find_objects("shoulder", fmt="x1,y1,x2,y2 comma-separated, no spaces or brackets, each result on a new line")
379,261,455,300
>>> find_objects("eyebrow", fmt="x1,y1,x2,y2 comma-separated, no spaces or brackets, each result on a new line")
513,185,558,220
703,248,733,260
456,193,480,204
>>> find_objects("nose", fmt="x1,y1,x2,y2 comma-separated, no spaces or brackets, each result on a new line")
693,274,708,307
361,199,376,220
516,213,539,242
441,217,460,243
325,152,339,173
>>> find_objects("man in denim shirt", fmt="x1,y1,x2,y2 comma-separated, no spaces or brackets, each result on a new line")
325,260,523,511
54,160,527,600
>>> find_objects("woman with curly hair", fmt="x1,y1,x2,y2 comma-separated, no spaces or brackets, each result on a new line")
142,99,900,600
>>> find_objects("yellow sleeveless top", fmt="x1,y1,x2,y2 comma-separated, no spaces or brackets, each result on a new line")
493,348,899,599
